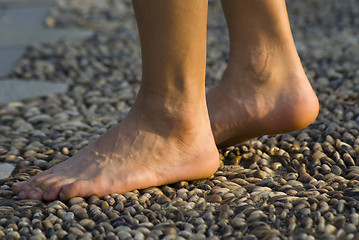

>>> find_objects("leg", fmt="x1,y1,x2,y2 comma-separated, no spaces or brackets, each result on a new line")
207,0,319,148
13,0,219,201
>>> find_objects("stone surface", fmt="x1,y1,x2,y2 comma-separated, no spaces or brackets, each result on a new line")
0,8,4,18
0,48,25,77
0,163,15,179
0,79,68,103
0,7,49,30
0,0,55,8
0,28,93,47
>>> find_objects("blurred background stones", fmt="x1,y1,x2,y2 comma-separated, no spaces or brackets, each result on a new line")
0,0,92,103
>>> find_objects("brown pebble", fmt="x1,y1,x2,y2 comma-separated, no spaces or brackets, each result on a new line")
208,194,222,203
157,195,171,204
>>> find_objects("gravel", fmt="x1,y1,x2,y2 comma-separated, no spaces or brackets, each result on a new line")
1,0,359,239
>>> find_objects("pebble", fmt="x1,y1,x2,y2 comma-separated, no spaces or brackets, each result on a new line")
69,227,84,237
344,223,357,234
7,231,20,240
247,210,267,222
334,215,346,228
319,202,330,213
62,212,74,222
208,194,222,203
72,207,88,220
350,213,359,226
324,224,337,234
0,1,359,240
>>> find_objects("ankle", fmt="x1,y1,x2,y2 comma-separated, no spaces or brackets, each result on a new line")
224,43,304,86
129,92,211,137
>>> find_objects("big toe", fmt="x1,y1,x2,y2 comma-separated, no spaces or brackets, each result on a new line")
12,182,26,194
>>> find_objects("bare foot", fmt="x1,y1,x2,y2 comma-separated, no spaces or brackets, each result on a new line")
13,99,219,201
207,45,319,148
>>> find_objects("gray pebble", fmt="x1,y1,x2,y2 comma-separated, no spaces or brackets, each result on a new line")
344,223,357,234
62,212,74,222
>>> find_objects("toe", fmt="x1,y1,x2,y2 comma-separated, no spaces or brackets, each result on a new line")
43,182,66,201
18,184,43,200
12,182,26,194
13,167,72,200
27,188,44,200
60,180,97,201
18,191,28,200
21,185,33,197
